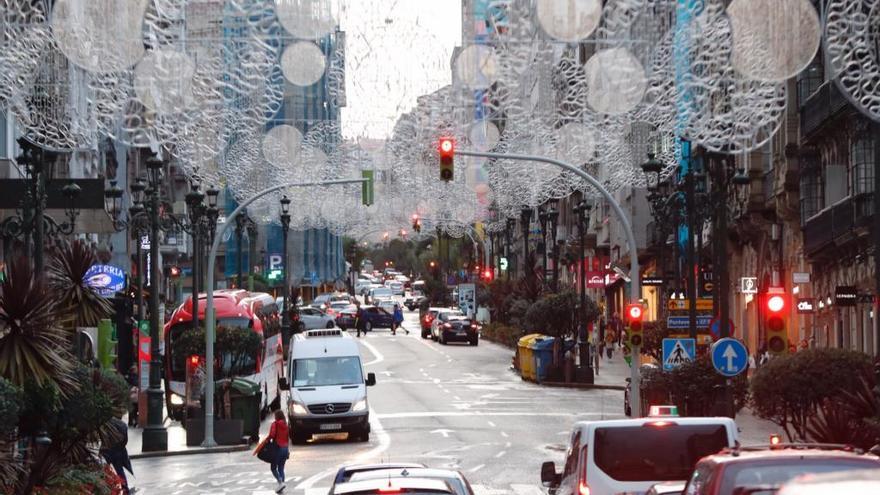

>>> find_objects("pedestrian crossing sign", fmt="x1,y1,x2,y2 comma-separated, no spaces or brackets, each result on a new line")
662,338,695,371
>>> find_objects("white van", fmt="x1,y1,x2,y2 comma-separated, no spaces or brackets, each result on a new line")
541,407,737,495
280,329,376,444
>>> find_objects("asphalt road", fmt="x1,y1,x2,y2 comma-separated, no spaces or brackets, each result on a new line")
131,308,626,495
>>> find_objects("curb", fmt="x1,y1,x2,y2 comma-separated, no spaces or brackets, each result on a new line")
130,444,251,459
539,381,626,391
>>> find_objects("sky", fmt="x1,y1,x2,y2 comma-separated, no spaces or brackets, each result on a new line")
338,0,462,139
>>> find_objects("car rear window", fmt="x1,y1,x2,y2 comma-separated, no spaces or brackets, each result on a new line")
719,458,880,494
594,424,729,482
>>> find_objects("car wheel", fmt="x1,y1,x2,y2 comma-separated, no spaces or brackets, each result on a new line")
440,333,446,345
365,321,373,332
470,338,478,346
326,321,334,329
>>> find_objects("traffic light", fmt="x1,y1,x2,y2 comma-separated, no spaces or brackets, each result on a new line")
169,265,181,278
412,213,421,233
765,292,788,355
625,303,645,348
439,137,454,182
97,319,117,370
482,269,493,281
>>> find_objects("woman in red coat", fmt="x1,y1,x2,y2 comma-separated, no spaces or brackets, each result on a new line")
268,410,290,492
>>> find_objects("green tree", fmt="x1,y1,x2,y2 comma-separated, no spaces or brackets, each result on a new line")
174,325,262,379
751,348,872,441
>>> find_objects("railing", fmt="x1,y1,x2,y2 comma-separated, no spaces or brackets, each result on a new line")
802,197,876,256
800,82,850,138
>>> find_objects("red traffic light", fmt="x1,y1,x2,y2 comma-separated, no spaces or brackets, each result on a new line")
189,355,200,366
170,265,181,277
626,303,643,321
482,269,493,280
412,213,419,221
439,137,454,156
767,295,785,313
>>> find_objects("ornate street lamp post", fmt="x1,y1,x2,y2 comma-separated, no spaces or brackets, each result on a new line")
279,195,292,345
505,217,516,279
538,206,549,283
235,210,255,289
520,206,533,276
548,199,560,291
573,198,593,382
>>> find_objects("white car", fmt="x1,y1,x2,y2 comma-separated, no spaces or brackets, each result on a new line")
541,407,737,495
296,306,335,331
355,279,374,295
368,286,393,304
376,299,398,314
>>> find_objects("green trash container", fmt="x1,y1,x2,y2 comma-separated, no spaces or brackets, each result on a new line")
226,378,262,440
518,334,541,381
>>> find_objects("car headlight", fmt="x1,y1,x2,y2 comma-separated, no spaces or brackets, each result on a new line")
170,394,184,406
291,401,308,415
352,399,367,412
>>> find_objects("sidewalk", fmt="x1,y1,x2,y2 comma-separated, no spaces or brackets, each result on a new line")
127,415,257,459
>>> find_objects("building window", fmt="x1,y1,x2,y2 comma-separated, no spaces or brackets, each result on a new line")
797,56,824,106
850,134,874,196
800,156,824,223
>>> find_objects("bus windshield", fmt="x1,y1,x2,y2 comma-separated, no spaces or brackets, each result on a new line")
292,357,363,387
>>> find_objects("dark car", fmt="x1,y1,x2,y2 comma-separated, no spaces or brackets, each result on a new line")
404,295,427,311
336,305,394,332
682,443,880,495
432,312,479,346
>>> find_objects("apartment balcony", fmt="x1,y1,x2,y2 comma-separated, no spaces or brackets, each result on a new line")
802,197,874,258
800,82,850,138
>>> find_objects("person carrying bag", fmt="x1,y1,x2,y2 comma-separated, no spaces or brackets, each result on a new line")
254,410,290,493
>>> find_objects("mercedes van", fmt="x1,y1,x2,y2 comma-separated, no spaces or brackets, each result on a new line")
280,329,376,443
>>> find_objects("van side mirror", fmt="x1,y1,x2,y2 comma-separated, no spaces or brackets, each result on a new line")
279,377,289,391
540,461,560,488
366,372,376,387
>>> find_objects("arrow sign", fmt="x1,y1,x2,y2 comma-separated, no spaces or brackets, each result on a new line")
711,338,749,377
431,429,454,438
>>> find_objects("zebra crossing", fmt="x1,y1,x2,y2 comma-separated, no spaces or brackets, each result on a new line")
132,480,546,495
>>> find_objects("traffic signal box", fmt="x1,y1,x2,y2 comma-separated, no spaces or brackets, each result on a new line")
412,213,422,233
97,318,117,370
439,137,454,182
765,292,788,355
626,303,645,348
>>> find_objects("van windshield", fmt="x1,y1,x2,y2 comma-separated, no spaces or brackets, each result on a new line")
293,357,364,387
594,424,729,482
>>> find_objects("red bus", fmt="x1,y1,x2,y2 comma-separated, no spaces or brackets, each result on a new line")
163,290,284,420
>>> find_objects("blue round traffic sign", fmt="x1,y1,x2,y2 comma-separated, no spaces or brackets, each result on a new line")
711,338,748,377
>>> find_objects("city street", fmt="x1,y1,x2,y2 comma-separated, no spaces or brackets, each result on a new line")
131,310,625,494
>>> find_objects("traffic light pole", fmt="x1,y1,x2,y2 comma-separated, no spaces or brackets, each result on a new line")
456,150,643,413
201,178,368,447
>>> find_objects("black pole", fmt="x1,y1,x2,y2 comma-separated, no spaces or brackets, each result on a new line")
191,231,200,331
236,219,244,288
551,217,559,291
143,160,167,451
686,168,698,340
717,156,730,339
247,223,257,292
874,124,880,355
281,211,291,344
136,235,144,322
34,164,45,273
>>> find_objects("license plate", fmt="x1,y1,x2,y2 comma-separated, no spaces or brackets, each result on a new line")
457,331,467,336
320,423,342,431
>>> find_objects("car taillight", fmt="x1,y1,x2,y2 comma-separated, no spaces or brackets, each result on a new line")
644,420,677,427
577,482,590,495
578,446,589,495
471,324,479,329
443,323,452,329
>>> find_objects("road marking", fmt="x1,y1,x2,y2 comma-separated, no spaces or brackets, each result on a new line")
511,484,545,495
469,464,486,473
487,421,496,427
453,395,461,401
376,411,624,419
360,339,384,366
505,441,512,448
495,450,507,458
500,431,509,438
431,428,454,438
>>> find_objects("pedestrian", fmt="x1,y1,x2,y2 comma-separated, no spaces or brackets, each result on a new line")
605,329,615,359
267,410,290,492
127,365,139,427
100,411,134,494
355,304,365,338
393,304,406,335
591,328,600,374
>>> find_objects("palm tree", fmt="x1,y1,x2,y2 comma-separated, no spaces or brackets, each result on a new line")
0,257,72,389
46,240,114,356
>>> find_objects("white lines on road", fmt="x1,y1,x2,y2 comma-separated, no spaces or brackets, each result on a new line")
453,395,461,401
375,411,622,419
487,421,497,427
500,431,509,438
505,442,512,448
469,464,486,473
495,451,507,458
360,339,385,367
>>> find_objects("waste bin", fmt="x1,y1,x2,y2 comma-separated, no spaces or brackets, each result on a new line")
225,378,262,440
533,337,556,383
517,334,542,381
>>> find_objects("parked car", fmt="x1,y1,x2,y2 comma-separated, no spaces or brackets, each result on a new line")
431,312,479,346
420,307,446,339
329,463,427,495
681,443,880,495
296,306,335,331
348,467,475,495
777,468,880,495
542,408,737,495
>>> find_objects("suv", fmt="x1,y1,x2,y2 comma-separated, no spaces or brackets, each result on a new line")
681,443,880,495
542,408,737,495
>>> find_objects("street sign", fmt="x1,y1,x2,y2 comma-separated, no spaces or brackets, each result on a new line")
797,298,815,314
662,338,695,371
740,277,758,294
708,317,735,340
84,264,127,297
268,253,284,271
641,276,665,286
499,257,509,271
836,286,858,306
711,338,749,377
667,315,712,329
793,272,811,284
667,298,714,311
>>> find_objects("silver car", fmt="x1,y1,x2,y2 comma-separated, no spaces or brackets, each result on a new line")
296,306,335,331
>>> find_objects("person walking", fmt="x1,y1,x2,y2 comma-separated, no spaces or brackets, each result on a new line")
605,329,615,359
101,412,134,494
266,410,290,492
355,303,365,338
392,304,406,335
